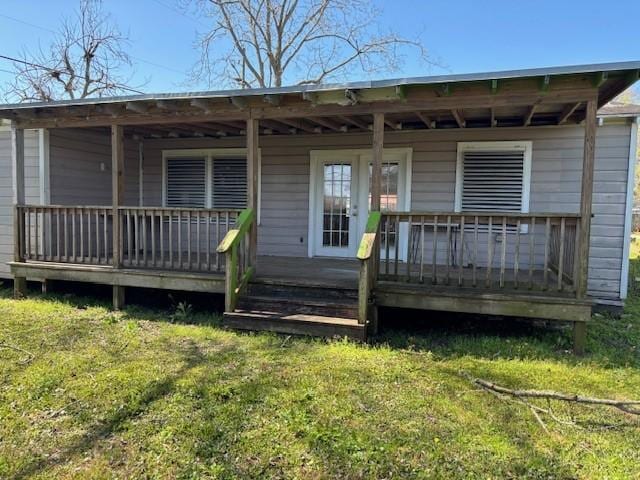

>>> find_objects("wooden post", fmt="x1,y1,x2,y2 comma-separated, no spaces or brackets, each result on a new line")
577,99,597,299
246,116,259,267
12,123,27,298
113,285,125,310
573,321,587,355
371,113,384,212
111,125,124,268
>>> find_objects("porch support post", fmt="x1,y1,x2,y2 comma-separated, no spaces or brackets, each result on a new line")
577,99,597,300
371,113,384,211
111,125,124,270
11,123,27,298
369,112,385,334
246,116,259,267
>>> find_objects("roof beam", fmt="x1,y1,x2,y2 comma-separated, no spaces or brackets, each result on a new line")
191,98,213,113
451,109,465,128
523,104,537,126
10,88,599,129
558,102,581,125
415,111,435,129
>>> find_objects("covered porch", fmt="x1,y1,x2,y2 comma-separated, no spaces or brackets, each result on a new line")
5,62,639,351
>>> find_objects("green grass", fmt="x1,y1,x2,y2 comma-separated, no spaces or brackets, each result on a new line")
1,283,639,479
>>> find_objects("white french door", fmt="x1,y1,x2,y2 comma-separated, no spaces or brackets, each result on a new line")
309,148,412,258
312,155,360,257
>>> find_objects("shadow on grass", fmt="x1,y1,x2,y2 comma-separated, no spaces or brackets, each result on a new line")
10,338,213,480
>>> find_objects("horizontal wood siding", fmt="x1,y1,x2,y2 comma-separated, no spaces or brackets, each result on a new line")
0,129,40,277
44,123,632,300
49,128,139,206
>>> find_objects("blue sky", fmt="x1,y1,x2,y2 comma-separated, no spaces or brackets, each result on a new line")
0,0,639,95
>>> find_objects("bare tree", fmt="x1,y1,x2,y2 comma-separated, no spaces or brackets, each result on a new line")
4,0,138,102
187,0,432,88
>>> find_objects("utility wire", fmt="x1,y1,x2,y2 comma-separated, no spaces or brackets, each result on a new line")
0,11,186,75
0,53,146,95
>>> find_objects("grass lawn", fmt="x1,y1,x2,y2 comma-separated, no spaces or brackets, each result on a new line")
1,281,639,479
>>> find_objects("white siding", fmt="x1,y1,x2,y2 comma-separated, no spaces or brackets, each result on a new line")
0,129,41,278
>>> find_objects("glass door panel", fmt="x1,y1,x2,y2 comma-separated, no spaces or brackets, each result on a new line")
314,158,358,257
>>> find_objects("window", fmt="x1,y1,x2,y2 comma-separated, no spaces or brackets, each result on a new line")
163,149,257,211
212,158,247,209
166,157,206,208
455,141,532,213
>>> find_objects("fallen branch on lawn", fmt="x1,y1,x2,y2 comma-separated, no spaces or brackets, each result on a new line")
0,341,35,362
461,371,640,416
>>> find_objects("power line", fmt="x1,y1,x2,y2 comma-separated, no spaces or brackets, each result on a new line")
0,13,56,33
0,53,146,95
0,10,188,76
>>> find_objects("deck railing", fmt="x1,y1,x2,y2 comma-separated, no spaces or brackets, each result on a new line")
377,212,581,295
16,205,240,273
17,205,114,265
119,207,239,272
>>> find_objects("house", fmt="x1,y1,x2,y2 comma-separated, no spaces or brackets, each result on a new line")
1,61,639,353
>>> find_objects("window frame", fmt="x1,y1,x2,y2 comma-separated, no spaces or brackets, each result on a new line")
162,148,261,219
454,141,532,214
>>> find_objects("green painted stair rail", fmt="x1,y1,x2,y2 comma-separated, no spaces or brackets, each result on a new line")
217,208,256,312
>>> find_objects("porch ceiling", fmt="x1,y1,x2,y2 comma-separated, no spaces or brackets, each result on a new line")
0,61,638,136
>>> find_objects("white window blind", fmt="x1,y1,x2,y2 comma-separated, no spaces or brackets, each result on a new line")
460,150,526,212
212,157,247,209
166,157,206,208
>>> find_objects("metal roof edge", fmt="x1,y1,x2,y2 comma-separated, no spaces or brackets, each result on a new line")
0,60,638,111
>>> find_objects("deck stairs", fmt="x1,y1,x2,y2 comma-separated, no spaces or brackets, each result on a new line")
222,280,366,340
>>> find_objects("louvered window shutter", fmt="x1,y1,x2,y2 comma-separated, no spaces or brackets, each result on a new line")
166,157,206,208
212,157,247,209
461,150,525,212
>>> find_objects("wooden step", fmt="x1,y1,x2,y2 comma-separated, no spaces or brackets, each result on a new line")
247,281,358,302
237,295,358,319
223,310,366,341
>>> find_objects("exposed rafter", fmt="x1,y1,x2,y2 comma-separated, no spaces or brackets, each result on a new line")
451,109,466,128
125,102,149,114
523,104,537,126
258,119,291,134
539,75,551,92
384,118,402,130
337,115,370,130
230,97,248,110
263,94,281,106
415,111,435,129
277,118,317,133
156,100,177,111
592,71,608,87
191,99,213,113
558,102,581,125
307,116,342,132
